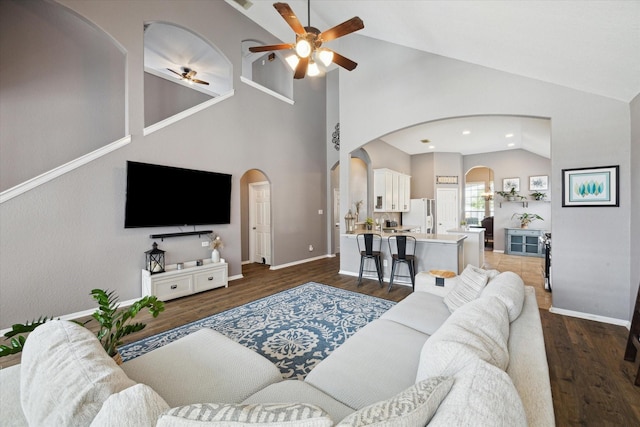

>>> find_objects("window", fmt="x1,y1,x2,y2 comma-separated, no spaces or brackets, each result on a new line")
465,181,494,224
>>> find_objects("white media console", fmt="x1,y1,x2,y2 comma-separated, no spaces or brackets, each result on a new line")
141,261,228,301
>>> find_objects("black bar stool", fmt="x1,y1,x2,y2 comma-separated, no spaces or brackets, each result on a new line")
387,235,417,292
356,233,384,287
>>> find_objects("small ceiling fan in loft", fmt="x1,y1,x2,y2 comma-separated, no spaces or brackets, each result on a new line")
249,1,364,79
166,67,210,85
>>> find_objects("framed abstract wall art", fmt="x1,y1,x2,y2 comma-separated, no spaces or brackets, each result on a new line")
562,165,619,207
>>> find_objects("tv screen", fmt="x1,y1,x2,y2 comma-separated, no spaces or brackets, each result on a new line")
124,161,231,228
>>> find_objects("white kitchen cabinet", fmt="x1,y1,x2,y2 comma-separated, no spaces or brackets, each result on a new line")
374,168,411,212
141,261,228,301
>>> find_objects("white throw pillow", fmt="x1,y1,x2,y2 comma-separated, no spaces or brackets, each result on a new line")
156,403,333,427
416,296,510,382
480,271,525,322
336,376,454,427
90,383,169,427
20,320,136,426
427,359,527,427
443,265,489,312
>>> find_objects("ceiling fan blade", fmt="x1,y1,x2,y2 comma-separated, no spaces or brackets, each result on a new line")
294,56,309,79
331,51,358,71
274,2,306,35
167,68,182,77
249,43,294,53
192,79,210,85
186,70,197,79
319,17,364,42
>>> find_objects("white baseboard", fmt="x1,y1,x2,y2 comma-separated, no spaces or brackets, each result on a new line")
228,274,243,281
549,306,631,329
269,255,333,270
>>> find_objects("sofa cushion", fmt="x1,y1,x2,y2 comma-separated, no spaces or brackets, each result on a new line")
121,328,283,406
427,359,527,427
156,403,333,427
243,380,355,423
90,384,169,427
443,265,489,312
335,376,453,427
20,320,136,427
480,271,525,322
416,296,510,382
305,319,429,410
380,291,451,335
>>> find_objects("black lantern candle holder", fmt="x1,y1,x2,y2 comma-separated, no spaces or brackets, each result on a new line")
145,242,165,274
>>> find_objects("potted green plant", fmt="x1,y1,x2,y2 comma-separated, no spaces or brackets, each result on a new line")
512,212,544,228
530,191,547,201
0,289,164,361
365,217,374,230
496,187,526,202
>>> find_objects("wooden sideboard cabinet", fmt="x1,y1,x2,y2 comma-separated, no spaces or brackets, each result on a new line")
505,228,545,257
141,261,228,301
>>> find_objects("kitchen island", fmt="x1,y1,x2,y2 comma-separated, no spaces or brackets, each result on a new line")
339,230,466,287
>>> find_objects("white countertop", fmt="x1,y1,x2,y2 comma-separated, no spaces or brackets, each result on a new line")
447,227,486,233
342,231,466,244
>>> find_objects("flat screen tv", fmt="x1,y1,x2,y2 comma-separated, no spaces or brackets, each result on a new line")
124,161,231,228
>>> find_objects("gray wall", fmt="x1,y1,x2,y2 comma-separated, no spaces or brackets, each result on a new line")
0,0,327,327
411,153,435,199
631,93,640,314
464,150,551,251
0,0,126,191
339,35,633,322
144,72,213,126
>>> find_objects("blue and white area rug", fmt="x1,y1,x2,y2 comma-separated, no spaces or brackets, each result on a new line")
119,282,395,379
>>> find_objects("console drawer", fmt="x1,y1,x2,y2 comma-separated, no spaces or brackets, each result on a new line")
153,276,193,300
194,268,226,292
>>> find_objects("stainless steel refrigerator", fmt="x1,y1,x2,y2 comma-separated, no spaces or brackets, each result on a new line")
402,198,435,233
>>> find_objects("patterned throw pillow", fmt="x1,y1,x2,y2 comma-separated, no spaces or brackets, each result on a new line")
156,402,333,427
335,376,454,427
443,265,489,312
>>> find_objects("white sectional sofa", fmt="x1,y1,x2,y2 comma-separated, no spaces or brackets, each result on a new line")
0,267,554,426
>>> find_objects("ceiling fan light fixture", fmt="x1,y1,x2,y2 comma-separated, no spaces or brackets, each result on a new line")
286,54,300,70
318,48,333,66
295,38,312,58
307,60,320,76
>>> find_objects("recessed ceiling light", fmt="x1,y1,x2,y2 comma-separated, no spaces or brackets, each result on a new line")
462,130,471,135
428,145,435,149
505,133,514,138
507,143,515,147
420,139,431,143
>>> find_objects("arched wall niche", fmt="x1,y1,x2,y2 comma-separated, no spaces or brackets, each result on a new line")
240,40,294,104
0,0,128,200
143,21,234,135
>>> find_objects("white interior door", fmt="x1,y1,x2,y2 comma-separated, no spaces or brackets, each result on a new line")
249,182,271,265
333,188,340,253
436,188,459,233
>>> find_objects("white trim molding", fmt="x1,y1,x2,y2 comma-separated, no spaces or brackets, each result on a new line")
240,76,294,105
549,306,631,329
143,91,235,136
269,254,332,270
1,135,132,204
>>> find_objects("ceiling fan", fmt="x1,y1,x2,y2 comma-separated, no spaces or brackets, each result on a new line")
166,67,210,85
249,1,364,79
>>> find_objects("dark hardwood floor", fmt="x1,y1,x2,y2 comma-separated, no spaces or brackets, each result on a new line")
2,253,639,426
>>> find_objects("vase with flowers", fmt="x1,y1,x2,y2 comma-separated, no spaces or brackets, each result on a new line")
209,233,223,263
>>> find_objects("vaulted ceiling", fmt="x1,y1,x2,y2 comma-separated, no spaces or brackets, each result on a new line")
226,0,639,157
